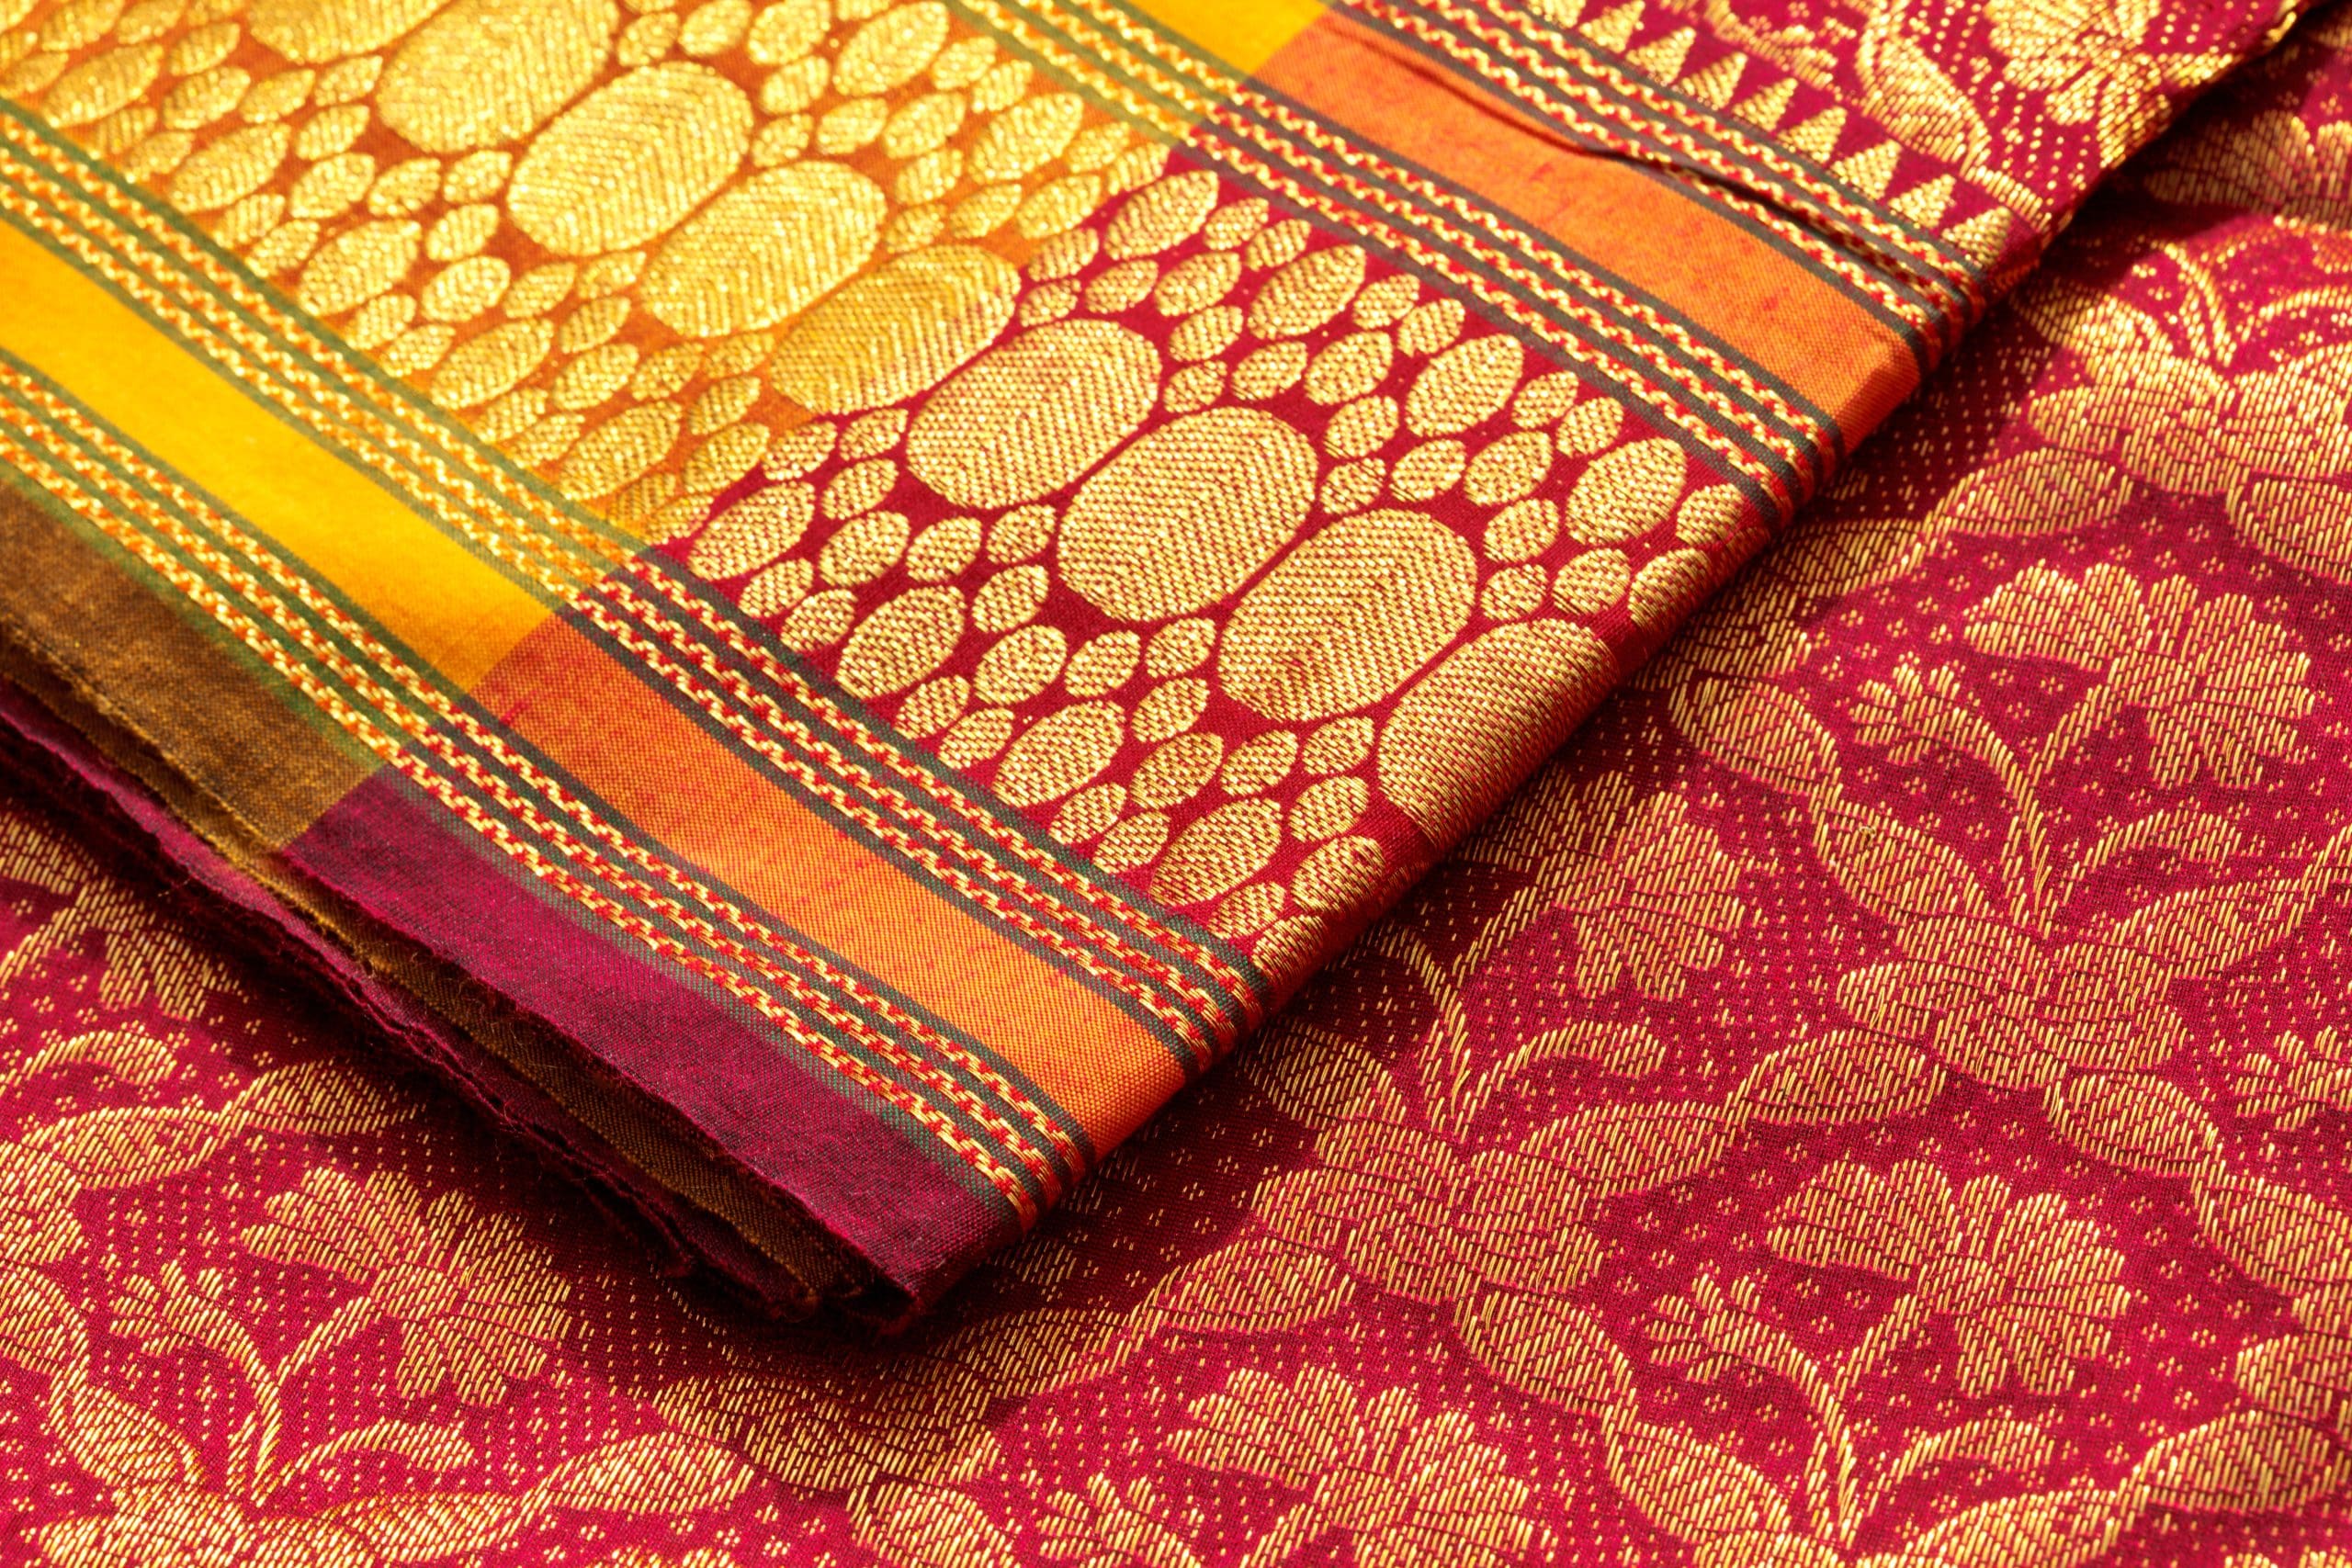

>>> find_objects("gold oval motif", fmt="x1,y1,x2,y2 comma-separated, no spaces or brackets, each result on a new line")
1628,547,1713,629
1221,729,1297,795
1063,629,1139,695
993,700,1122,807
1484,496,1558,562
1133,676,1208,742
639,161,882,338
296,218,420,316
431,317,552,408
906,320,1159,508
835,583,964,697
253,0,449,62
967,93,1082,181
1104,168,1218,258
1132,730,1223,809
1464,428,1552,507
378,0,616,152
1564,436,1685,544
169,123,290,212
1218,507,1475,722
1553,547,1630,615
506,62,750,254
1248,244,1365,340
1406,333,1521,435
689,480,815,579
1059,407,1317,622
1146,616,1215,677
769,243,1017,413
905,515,983,581
1301,716,1372,775
832,0,948,96
974,623,1067,705
746,0,826,63
1305,330,1393,405
1052,783,1125,845
45,41,162,126
971,563,1047,631
1292,834,1382,913
938,705,1014,767
1290,773,1367,840
1096,810,1169,874
1156,252,1239,317
1151,798,1282,906
560,401,682,497
895,673,967,738
819,506,910,584
1378,619,1613,842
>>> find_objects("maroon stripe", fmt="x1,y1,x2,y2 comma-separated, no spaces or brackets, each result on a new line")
285,769,1012,1303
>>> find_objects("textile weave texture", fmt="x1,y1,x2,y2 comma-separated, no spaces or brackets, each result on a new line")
10,2,2352,1561
0,0,2312,1311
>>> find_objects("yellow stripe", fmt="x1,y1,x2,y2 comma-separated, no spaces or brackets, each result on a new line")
1126,0,1325,73
0,220,548,688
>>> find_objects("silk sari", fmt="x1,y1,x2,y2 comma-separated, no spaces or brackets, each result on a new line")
0,0,2307,1318
8,0,2352,1561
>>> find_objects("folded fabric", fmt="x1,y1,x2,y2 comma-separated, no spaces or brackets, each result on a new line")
10,5,2352,1560
0,0,2306,1314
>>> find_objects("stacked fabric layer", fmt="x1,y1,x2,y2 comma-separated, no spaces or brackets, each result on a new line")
6,0,2352,1561
0,0,2304,1318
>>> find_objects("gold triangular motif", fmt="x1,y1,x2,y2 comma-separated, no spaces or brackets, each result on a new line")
1679,52,1747,108
1945,204,2013,268
1731,76,1797,131
1781,107,1848,162
1888,174,1955,227
1581,0,1645,53
1625,25,1696,80
1831,140,1901,200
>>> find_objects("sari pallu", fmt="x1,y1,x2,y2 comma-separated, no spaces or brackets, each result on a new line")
0,0,2304,1314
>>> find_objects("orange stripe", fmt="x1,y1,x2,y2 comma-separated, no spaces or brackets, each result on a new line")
474,616,1186,1146
1257,14,1918,435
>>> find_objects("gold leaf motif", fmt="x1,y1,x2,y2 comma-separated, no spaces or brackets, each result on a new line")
2050,1073,2217,1175
1739,1030,1942,1124
1454,1290,1633,1414
1605,1419,1792,1544
2194,1175,2352,1294
1527,1100,1736,1193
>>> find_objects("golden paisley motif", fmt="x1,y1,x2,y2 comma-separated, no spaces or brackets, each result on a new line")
376,0,617,152
640,161,884,337
1058,407,1317,622
506,62,751,255
905,320,1159,508
1219,508,1476,722
767,244,1018,412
